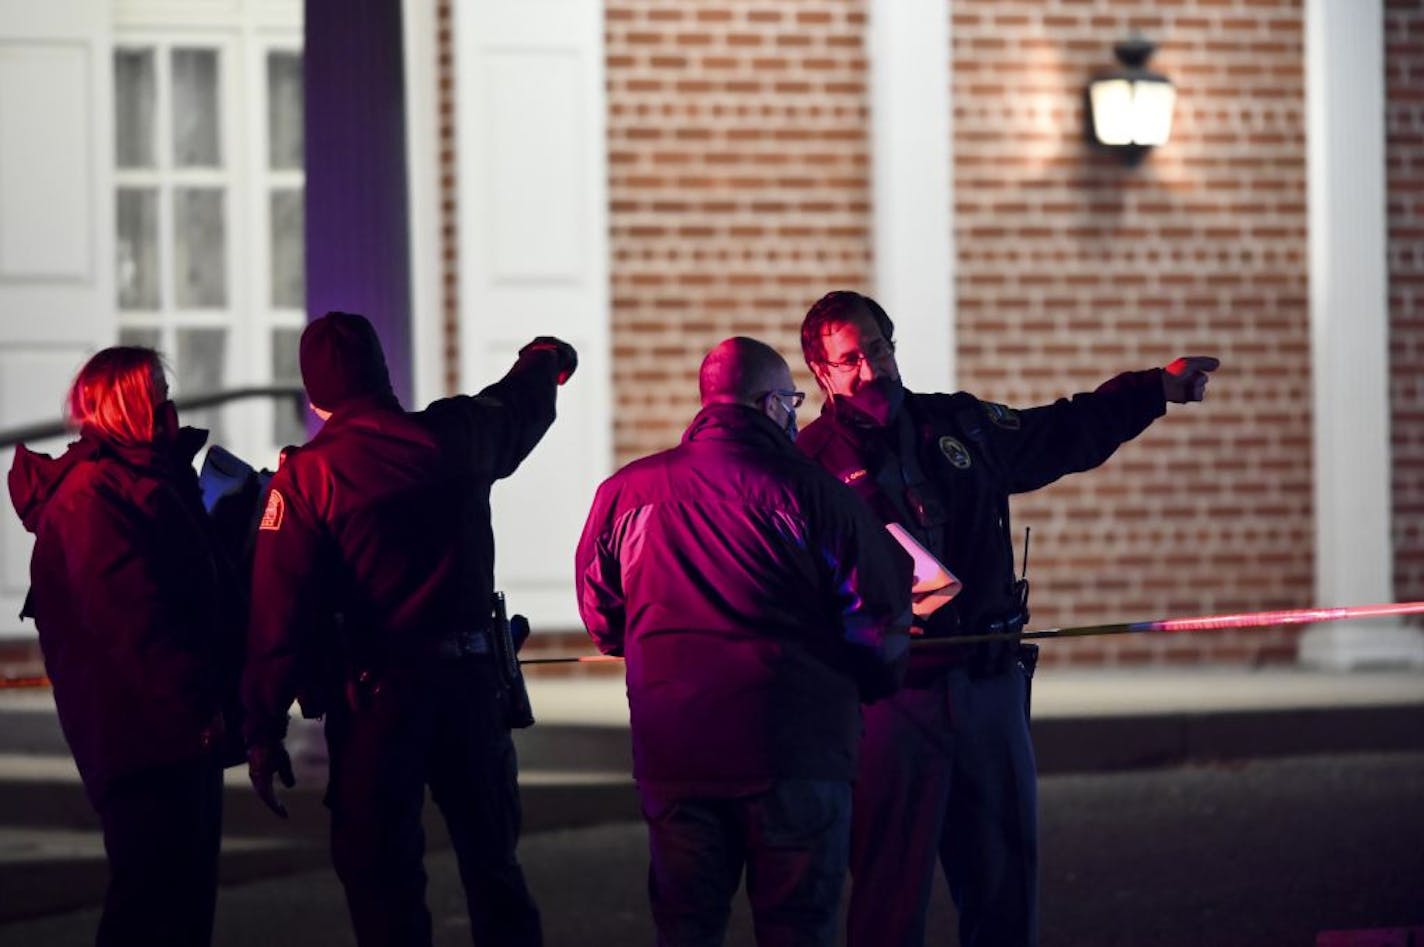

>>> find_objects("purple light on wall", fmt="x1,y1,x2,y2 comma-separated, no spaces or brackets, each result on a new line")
304,0,413,407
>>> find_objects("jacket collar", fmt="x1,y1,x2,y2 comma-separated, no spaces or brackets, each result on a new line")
312,391,404,437
7,427,209,533
681,402,796,455
100,425,208,473
815,388,921,449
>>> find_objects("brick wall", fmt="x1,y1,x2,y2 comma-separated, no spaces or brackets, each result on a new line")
521,1,878,675
951,0,1311,666
1389,0,1424,610
606,0,874,463
530,0,1323,674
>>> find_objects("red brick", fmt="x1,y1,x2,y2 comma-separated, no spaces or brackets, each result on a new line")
592,0,1333,667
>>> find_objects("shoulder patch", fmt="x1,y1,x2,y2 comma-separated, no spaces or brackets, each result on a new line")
981,401,1020,430
842,468,869,484
938,436,973,470
259,489,285,531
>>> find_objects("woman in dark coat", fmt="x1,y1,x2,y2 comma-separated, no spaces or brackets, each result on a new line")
8,346,238,946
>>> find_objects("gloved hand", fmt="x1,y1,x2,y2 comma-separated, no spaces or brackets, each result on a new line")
1162,355,1220,404
520,336,578,385
247,741,296,819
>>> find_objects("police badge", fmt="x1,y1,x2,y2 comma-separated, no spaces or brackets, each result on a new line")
938,435,972,470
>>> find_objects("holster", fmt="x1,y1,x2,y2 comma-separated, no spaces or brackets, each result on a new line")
295,612,356,720
492,592,535,729
1018,642,1040,724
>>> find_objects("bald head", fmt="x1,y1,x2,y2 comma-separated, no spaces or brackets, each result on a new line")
699,337,793,407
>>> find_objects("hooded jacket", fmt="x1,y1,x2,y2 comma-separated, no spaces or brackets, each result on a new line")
8,428,234,806
576,403,913,796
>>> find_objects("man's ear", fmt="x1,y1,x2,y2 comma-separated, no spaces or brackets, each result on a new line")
809,363,834,400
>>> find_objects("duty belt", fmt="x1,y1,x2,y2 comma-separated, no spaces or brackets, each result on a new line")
905,611,1028,684
966,611,1028,678
431,628,493,661
982,612,1027,639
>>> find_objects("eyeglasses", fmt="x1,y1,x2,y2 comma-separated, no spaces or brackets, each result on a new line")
819,338,896,375
761,389,806,411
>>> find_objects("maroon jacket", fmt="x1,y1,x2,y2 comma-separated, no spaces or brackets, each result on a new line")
242,350,560,745
576,403,912,796
8,428,234,806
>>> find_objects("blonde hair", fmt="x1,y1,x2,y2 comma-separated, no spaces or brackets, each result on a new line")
66,346,168,445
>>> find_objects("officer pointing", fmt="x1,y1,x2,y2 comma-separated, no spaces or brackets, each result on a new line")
242,311,574,947
795,290,1216,947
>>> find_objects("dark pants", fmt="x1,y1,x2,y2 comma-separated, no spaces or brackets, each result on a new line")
640,779,852,947
95,757,224,947
848,666,1038,947
324,658,542,947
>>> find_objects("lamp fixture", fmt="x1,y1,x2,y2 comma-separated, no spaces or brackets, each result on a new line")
1087,37,1176,165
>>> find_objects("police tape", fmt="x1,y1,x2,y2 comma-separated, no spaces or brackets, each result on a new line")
5,601,1423,683
0,675,49,689
517,600,1424,665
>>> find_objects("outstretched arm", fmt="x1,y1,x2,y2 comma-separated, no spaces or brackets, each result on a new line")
424,336,579,481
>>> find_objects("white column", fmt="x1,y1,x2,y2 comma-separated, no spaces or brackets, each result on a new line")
867,0,955,392
402,0,443,409
454,0,611,630
1302,0,1424,667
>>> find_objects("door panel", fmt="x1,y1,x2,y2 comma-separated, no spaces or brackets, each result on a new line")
0,0,115,636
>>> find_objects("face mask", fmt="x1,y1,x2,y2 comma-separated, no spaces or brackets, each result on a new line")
764,395,797,442
153,399,179,446
834,376,904,428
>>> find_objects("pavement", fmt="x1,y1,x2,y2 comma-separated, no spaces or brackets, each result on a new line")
1,664,1422,932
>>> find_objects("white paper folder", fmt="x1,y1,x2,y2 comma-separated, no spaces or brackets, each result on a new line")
885,522,962,618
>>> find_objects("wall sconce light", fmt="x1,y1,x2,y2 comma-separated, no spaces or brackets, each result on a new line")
1087,37,1176,165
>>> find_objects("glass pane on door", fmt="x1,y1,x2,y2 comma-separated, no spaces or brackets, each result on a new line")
270,189,304,309
173,188,227,308
271,326,304,445
116,188,160,310
267,51,303,170
172,48,221,167
117,326,161,350
177,326,227,438
114,49,156,169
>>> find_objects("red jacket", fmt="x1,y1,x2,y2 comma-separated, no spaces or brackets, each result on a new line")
576,403,912,796
8,429,235,806
242,351,560,745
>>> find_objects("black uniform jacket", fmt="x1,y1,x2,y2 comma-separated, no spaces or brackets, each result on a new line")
242,351,560,746
797,371,1166,651
8,428,236,806
576,403,913,796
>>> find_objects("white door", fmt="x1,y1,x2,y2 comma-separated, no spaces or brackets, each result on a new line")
0,0,116,637
455,0,612,631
